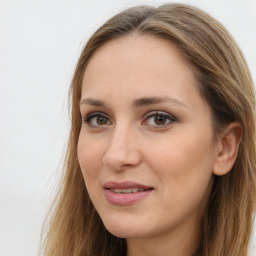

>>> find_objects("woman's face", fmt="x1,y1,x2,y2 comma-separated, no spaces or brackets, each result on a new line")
78,34,217,241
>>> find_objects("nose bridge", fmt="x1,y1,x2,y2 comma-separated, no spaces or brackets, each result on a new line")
103,121,141,170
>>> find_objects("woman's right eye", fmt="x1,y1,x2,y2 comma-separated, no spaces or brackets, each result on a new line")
83,112,112,127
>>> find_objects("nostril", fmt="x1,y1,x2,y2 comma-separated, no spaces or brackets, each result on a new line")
102,133,142,171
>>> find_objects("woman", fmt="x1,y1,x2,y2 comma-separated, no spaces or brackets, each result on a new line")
41,3,256,256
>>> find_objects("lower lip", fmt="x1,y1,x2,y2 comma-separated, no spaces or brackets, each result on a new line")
104,189,153,206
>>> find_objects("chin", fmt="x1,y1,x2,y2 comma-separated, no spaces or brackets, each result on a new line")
106,226,145,239
101,215,147,239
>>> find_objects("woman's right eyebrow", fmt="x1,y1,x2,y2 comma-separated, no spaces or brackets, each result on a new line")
80,98,106,107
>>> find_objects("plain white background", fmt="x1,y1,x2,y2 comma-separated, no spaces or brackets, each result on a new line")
0,0,255,255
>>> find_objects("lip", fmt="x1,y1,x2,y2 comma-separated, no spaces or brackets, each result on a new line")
103,181,154,206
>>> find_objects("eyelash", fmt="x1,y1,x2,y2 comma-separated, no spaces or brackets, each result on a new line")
143,111,177,127
83,111,177,128
83,112,111,127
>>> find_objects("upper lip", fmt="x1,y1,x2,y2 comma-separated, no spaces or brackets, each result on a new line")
103,181,153,190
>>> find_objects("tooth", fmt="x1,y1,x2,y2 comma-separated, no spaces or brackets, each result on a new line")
122,188,132,193
110,188,147,193
112,188,122,193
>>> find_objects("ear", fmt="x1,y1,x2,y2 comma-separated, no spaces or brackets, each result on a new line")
213,122,242,176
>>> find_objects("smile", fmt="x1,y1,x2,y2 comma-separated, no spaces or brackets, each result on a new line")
109,188,149,193
103,181,154,206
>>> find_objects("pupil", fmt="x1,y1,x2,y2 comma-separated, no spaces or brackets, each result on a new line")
97,116,107,125
154,115,166,125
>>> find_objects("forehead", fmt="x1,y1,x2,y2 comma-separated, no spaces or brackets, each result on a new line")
84,33,194,77
81,33,200,105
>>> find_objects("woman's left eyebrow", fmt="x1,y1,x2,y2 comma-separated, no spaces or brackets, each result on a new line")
132,96,187,108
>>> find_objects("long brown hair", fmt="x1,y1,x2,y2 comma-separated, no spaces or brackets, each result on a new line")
40,3,256,256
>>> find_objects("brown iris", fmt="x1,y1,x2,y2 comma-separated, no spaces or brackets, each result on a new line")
97,116,108,125
154,115,167,125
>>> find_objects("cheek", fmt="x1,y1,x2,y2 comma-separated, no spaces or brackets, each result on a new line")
77,135,104,181
146,130,215,199
77,135,106,208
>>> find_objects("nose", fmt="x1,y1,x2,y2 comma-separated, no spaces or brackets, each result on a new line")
102,124,142,171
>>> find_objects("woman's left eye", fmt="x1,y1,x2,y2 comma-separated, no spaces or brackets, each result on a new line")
143,111,177,127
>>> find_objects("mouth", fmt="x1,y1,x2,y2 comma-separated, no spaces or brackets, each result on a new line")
103,181,154,206
108,188,152,194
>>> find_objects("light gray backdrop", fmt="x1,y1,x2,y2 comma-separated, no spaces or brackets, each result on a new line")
0,0,255,255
